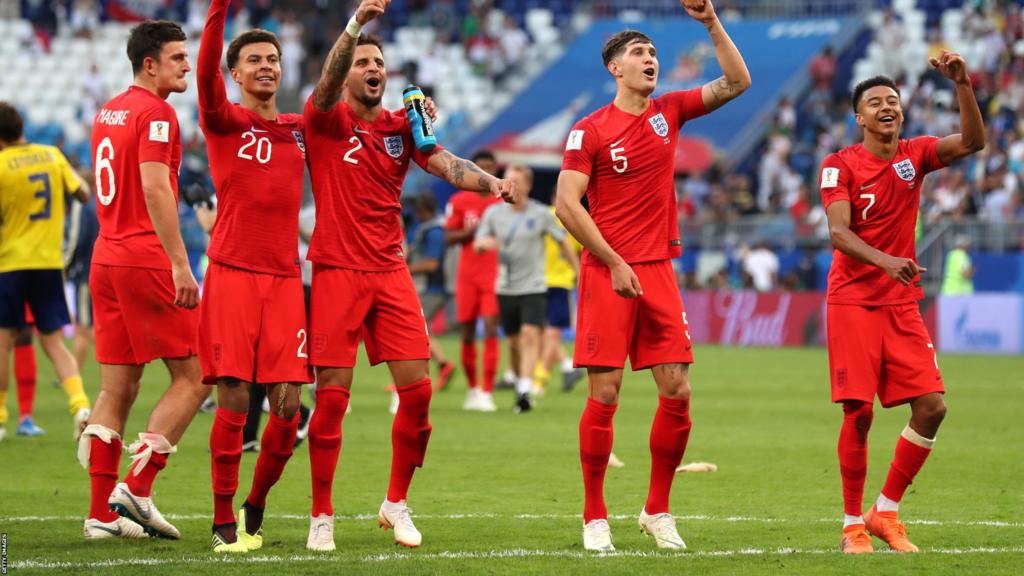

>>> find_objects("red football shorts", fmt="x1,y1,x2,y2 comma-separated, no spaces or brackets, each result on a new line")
827,303,944,407
90,264,199,365
199,262,313,385
574,259,694,370
310,265,430,368
455,278,499,324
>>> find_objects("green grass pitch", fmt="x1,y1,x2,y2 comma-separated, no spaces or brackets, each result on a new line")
1,339,1022,574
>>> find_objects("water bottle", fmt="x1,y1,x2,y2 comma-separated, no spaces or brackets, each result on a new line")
403,85,437,153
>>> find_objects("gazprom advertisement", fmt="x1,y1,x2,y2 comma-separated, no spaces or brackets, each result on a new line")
938,294,1024,355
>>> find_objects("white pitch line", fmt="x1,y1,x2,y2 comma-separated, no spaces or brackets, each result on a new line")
1,512,1022,528
11,546,1024,570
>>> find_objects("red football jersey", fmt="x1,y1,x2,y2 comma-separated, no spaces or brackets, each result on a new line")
198,0,305,277
91,86,181,270
304,97,441,271
445,190,500,286
561,89,707,266
819,137,944,305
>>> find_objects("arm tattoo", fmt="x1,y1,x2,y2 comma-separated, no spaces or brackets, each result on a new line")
436,150,495,192
707,74,744,109
312,34,357,111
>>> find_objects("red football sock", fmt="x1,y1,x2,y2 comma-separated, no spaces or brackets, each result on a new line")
482,337,499,393
125,441,168,498
387,378,433,503
838,402,873,517
308,386,350,517
14,343,37,419
89,436,122,522
580,397,617,523
880,429,934,503
246,411,299,509
210,408,246,525
461,340,478,389
645,395,692,515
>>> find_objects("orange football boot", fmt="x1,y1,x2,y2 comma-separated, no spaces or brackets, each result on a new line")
840,524,874,554
865,505,919,552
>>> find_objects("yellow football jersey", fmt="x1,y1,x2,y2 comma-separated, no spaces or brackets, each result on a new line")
545,206,582,289
0,143,81,271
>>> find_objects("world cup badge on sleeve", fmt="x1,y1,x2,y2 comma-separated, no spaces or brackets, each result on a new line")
892,158,916,181
384,135,404,158
648,113,669,137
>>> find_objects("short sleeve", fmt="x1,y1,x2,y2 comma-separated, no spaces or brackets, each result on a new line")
445,196,464,230
422,227,446,260
54,148,80,194
912,136,944,174
475,206,497,240
302,94,347,138
663,88,709,124
543,209,566,241
560,117,598,176
818,153,852,209
411,141,444,172
137,103,178,166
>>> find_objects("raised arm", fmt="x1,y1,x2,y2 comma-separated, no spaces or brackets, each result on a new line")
426,150,517,203
825,201,924,286
197,0,231,118
930,50,986,165
140,162,199,308
681,0,751,112
555,170,642,297
312,0,387,112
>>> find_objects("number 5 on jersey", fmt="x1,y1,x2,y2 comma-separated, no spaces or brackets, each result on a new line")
610,143,628,174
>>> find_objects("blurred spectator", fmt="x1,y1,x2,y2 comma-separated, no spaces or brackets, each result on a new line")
70,0,99,39
876,9,907,78
280,10,305,92
941,235,975,295
499,14,529,75
808,46,836,92
741,242,780,292
81,64,108,123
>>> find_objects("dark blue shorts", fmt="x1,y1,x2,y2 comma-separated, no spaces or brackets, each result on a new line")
0,269,71,332
545,287,572,329
72,279,93,327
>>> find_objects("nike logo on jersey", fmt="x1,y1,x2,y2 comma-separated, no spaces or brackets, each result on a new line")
250,127,269,133
860,183,877,190
610,137,625,148
354,127,370,134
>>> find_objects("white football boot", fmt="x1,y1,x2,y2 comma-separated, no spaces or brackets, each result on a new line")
84,516,149,539
378,499,422,547
306,514,336,551
638,509,686,549
108,482,180,539
583,518,615,552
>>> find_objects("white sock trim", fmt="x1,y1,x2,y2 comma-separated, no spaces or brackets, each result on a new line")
516,377,533,395
843,514,864,528
77,424,121,469
127,432,177,476
901,425,936,449
876,494,900,512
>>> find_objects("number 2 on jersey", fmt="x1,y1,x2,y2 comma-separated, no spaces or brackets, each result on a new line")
296,329,308,359
27,172,52,221
343,136,362,164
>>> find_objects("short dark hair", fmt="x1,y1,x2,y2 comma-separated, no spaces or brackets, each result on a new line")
127,20,187,74
602,30,653,67
852,75,900,111
357,33,384,54
0,101,24,143
226,29,281,69
414,192,437,214
472,149,496,163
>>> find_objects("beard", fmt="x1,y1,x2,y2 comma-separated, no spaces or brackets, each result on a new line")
356,91,383,108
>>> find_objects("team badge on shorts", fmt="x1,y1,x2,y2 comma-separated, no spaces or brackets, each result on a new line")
892,158,916,181
649,113,669,137
292,130,306,155
383,135,404,158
